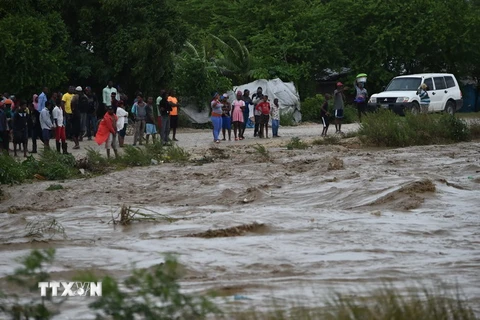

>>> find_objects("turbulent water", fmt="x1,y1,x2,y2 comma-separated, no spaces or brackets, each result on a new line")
0,130,479,319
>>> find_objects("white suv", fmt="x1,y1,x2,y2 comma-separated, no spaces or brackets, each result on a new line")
368,73,463,115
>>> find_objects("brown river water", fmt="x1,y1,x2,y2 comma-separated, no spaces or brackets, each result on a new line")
0,125,479,319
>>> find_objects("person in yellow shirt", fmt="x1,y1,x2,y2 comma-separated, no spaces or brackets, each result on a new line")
62,86,75,138
167,90,180,141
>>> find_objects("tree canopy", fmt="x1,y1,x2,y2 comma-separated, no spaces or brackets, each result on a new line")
1,0,479,100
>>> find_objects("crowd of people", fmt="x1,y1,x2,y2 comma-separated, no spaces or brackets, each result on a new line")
210,86,282,143
0,79,368,157
0,82,182,158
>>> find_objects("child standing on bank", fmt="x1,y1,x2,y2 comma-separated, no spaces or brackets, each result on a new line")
221,94,232,141
321,94,331,136
256,95,271,138
145,97,157,144
13,101,28,157
270,98,280,138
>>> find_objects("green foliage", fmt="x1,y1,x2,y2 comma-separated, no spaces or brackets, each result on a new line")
359,110,472,147
173,41,232,111
0,154,27,184
164,145,191,162
0,13,69,97
301,95,324,123
252,143,271,162
0,249,57,320
86,256,219,319
119,146,151,167
280,111,296,127
222,286,476,320
1,151,77,185
301,95,356,124
286,137,309,150
46,184,64,191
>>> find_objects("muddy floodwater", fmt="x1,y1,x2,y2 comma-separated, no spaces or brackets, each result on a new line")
1,125,479,319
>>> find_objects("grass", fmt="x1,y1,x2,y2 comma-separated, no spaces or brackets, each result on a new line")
280,111,297,126
286,137,309,150
219,286,476,320
252,143,271,162
45,184,63,191
359,109,471,147
1,142,191,185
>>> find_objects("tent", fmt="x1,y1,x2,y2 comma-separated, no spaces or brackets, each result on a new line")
232,78,301,122
181,78,302,124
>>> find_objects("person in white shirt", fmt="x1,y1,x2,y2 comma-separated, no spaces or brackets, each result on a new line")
52,103,67,154
102,81,119,118
116,100,129,147
40,103,54,149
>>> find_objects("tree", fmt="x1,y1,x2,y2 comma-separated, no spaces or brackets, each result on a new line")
0,13,69,97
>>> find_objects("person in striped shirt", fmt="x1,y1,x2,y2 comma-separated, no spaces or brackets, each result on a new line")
417,83,430,114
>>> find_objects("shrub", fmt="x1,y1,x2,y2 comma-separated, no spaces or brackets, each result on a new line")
286,137,309,150
280,110,296,126
300,94,323,122
359,109,472,147
301,94,357,124
164,145,191,162
119,145,151,166
252,143,271,162
0,154,28,184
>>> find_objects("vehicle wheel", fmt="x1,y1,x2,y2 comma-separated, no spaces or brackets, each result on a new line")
444,100,455,115
410,101,420,115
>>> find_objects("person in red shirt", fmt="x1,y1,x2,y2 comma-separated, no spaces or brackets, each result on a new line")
95,106,118,159
255,95,271,138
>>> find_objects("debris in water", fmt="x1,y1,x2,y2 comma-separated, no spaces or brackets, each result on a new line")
328,157,344,171
109,205,175,225
185,222,267,238
371,210,382,216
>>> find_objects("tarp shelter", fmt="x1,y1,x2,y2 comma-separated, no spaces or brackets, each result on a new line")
232,78,301,122
180,78,302,124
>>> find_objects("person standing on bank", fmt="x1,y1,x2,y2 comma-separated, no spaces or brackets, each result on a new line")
38,87,48,112
53,99,68,154
27,101,42,153
252,87,264,137
101,81,118,120
69,86,85,149
232,91,245,141
116,100,128,147
85,86,98,140
333,82,347,134
240,89,252,139
211,92,223,143
159,91,171,144
61,86,75,139
167,90,180,142
131,93,147,146
417,83,430,114
13,101,28,157
354,80,368,122
270,98,281,138
40,101,54,149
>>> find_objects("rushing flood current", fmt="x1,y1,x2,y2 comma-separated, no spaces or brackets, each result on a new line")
1,135,479,319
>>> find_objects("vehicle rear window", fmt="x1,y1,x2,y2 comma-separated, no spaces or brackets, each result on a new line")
424,78,433,91
445,76,456,88
434,77,447,90
385,78,421,91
